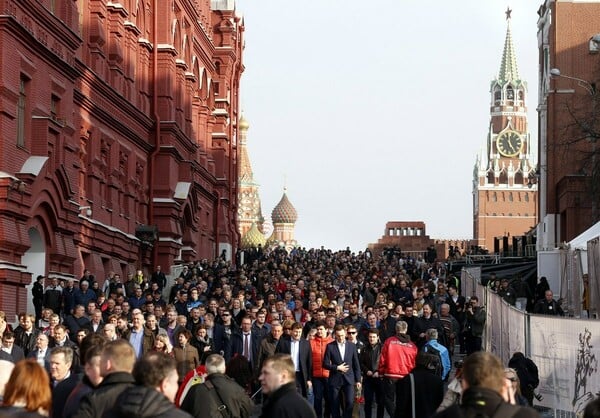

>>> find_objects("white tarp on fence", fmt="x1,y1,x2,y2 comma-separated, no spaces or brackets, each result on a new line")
464,268,600,416
529,315,600,416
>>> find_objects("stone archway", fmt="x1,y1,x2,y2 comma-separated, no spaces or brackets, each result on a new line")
22,227,46,316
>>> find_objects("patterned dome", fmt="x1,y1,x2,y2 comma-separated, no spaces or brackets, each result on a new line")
271,190,298,224
241,223,266,249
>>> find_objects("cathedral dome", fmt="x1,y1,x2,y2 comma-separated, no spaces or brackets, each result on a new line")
271,190,298,224
241,222,266,249
239,115,249,131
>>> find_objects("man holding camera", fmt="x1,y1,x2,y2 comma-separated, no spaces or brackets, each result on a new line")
464,296,486,355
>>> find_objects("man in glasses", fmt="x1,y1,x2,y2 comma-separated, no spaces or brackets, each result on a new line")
345,325,364,354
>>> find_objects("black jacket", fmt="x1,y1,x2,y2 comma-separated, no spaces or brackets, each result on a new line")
395,367,443,418
260,382,316,418
52,373,81,418
114,385,192,418
275,338,313,391
359,342,381,375
180,373,253,418
14,327,40,356
71,371,136,418
433,387,540,418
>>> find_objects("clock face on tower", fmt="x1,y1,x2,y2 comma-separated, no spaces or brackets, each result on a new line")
496,130,523,157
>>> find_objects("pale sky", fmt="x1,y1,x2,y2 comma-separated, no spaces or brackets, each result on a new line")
235,0,540,252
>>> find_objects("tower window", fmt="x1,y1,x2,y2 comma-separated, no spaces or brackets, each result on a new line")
525,193,530,202
494,88,501,104
506,86,514,100
17,75,30,147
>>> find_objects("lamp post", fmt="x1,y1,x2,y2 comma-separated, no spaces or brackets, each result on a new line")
550,68,599,223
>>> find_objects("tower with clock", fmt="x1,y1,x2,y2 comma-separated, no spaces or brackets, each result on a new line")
472,9,538,252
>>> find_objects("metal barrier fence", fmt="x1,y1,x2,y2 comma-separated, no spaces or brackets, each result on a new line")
461,268,600,418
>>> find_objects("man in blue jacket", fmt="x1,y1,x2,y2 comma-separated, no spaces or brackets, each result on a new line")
423,328,451,381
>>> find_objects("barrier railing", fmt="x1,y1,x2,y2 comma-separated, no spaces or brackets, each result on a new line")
461,268,600,418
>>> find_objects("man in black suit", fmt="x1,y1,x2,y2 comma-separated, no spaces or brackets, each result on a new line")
150,265,167,292
231,316,260,369
27,333,52,373
275,322,313,397
204,312,230,360
50,346,80,418
323,324,362,418
1,331,24,363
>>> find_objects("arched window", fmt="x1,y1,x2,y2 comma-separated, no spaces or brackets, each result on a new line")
494,88,501,104
525,193,530,202
506,86,514,100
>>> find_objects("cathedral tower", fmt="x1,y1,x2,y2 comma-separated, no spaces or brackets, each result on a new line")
237,115,265,241
473,10,538,251
267,188,299,251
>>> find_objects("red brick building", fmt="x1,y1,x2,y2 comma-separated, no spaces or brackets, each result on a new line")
0,0,243,316
537,0,600,250
472,13,538,252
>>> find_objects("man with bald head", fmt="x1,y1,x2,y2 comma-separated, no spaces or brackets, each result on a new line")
72,339,137,418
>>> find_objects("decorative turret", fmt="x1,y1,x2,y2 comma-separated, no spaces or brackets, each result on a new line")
271,188,298,224
268,188,298,252
236,114,265,237
241,222,266,249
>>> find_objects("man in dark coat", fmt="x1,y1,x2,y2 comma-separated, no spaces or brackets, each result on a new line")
13,313,40,356
114,352,192,418
27,333,52,373
72,339,137,418
533,290,564,316
180,354,253,418
322,324,362,418
1,332,24,363
33,275,45,322
377,304,397,342
275,321,313,396
50,346,81,418
508,352,539,406
395,352,444,418
150,265,167,292
433,352,540,418
259,353,316,418
359,329,384,418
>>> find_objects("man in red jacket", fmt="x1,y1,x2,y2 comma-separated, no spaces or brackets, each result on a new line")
309,321,333,418
378,320,417,417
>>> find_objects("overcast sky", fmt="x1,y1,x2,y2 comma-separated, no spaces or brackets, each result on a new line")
234,0,540,252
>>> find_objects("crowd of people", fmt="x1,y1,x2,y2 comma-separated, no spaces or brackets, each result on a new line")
0,246,595,417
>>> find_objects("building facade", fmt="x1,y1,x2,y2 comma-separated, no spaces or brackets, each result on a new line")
537,0,600,250
0,0,243,316
473,12,538,252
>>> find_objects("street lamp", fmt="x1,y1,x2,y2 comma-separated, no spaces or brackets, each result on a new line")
550,68,599,223
550,68,596,95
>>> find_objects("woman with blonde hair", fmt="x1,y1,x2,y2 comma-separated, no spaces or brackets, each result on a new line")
153,334,174,356
1,359,51,416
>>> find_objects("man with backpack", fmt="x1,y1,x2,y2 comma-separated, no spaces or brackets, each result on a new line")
180,354,253,418
423,328,451,381
508,352,539,406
